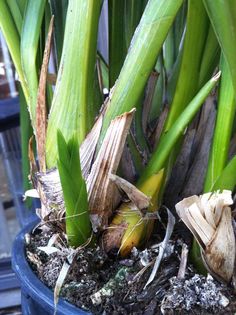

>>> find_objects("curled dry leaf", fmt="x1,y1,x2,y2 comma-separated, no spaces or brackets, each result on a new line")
110,173,150,211
175,190,235,283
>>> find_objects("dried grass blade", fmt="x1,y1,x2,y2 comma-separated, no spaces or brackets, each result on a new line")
53,259,71,315
36,16,54,172
144,208,175,288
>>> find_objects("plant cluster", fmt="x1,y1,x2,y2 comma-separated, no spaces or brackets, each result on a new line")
1,0,236,291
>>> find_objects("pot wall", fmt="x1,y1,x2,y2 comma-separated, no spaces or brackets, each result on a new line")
12,220,91,315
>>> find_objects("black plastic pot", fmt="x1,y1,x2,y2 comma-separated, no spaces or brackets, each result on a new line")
12,220,91,315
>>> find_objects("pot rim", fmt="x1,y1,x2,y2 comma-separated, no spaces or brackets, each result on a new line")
11,219,91,315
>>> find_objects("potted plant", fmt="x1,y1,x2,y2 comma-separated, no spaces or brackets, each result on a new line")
1,0,236,313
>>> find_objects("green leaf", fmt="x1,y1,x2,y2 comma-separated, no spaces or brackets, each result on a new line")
164,0,209,132
0,1,29,104
57,130,91,247
203,0,236,94
198,25,220,88
21,0,46,129
204,57,236,192
212,156,236,191
49,0,68,68
108,0,126,87
98,0,184,149
46,0,102,168
139,72,220,184
124,0,147,50
19,84,33,208
6,0,23,35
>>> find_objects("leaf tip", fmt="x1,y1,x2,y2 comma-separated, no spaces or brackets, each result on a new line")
212,71,221,82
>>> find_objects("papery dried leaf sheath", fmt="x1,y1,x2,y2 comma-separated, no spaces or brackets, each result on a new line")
80,113,103,180
32,109,104,219
33,109,135,231
202,206,235,282
87,109,135,231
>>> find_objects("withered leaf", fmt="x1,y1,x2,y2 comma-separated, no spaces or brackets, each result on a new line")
87,109,135,231
110,173,150,211
36,16,54,172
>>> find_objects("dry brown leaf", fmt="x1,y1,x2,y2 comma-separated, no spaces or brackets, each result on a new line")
120,143,137,183
102,221,128,253
87,109,135,231
80,113,103,180
202,206,235,283
28,136,38,176
110,173,150,210
181,97,216,197
96,58,104,95
35,168,65,218
176,190,235,283
36,16,54,172
47,73,57,85
150,105,169,148
142,71,159,133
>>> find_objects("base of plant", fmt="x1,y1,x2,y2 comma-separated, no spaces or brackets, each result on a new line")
24,215,236,315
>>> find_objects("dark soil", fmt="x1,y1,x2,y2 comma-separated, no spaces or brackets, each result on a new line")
25,218,236,315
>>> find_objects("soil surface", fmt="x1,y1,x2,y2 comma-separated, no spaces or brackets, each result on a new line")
25,216,236,315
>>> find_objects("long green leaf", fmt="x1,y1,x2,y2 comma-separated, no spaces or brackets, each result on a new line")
57,131,91,247
203,0,236,94
19,85,33,208
99,0,183,149
6,0,23,35
21,0,46,129
198,25,220,88
163,27,175,74
124,0,146,50
108,0,126,87
46,0,102,168
139,72,220,184
17,0,27,16
164,0,208,132
204,57,236,192
173,1,186,59
0,1,29,104
49,0,68,68
212,156,236,191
